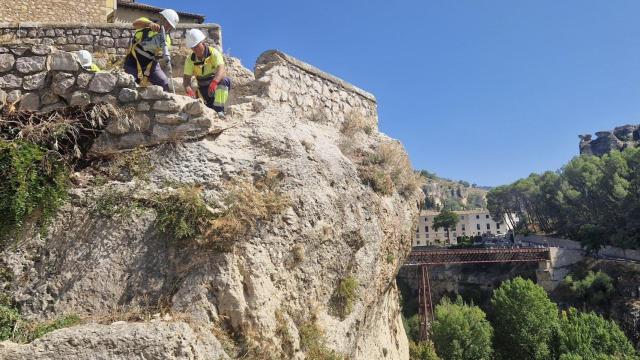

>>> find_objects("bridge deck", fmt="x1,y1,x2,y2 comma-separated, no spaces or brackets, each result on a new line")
407,247,550,265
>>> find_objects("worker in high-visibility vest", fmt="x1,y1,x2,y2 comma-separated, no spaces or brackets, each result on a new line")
123,9,179,90
183,29,231,116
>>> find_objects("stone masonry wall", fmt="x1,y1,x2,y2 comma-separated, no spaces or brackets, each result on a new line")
254,50,378,127
0,44,218,156
0,22,222,57
0,0,109,24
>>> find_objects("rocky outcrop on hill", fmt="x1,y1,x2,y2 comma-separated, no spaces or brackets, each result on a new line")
579,124,640,156
421,177,488,210
0,46,420,359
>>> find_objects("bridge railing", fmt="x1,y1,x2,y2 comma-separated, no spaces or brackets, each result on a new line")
406,248,551,266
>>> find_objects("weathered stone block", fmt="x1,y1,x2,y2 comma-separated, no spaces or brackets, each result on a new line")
88,72,117,93
117,72,136,88
7,90,21,103
31,44,51,55
118,132,146,149
23,71,47,90
111,29,121,38
183,100,205,116
70,91,91,107
155,113,186,125
118,88,139,103
153,100,182,112
50,52,79,71
130,113,151,132
140,85,168,100
105,118,131,135
0,90,6,107
98,37,114,47
10,47,28,55
93,95,117,105
0,53,15,72
41,92,59,105
45,29,56,37
0,74,22,89
55,37,68,45
115,38,130,48
16,56,47,74
90,29,101,36
19,92,40,111
137,102,151,111
75,35,93,45
190,116,212,127
52,72,75,95
76,73,94,88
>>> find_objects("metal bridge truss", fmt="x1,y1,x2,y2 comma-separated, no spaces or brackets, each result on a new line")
407,247,551,340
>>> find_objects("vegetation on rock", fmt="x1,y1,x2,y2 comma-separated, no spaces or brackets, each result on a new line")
333,276,359,319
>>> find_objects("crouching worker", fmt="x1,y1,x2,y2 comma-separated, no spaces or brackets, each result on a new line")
123,9,179,90
183,29,231,116
78,50,100,72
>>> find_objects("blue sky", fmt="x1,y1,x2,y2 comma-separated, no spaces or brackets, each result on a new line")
146,0,640,186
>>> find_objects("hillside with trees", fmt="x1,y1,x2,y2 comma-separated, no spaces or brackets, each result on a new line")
420,170,489,211
487,148,640,251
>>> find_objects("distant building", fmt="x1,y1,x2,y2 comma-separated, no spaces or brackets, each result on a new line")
413,210,513,247
0,0,116,23
110,0,205,24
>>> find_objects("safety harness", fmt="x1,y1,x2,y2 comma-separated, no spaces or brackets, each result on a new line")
128,27,167,87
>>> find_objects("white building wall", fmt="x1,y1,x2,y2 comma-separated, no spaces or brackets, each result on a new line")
413,210,512,247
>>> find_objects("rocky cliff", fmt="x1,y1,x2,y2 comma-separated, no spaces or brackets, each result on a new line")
0,47,421,359
579,124,640,156
421,177,488,210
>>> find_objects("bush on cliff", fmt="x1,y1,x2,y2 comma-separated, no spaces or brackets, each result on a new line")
0,141,69,245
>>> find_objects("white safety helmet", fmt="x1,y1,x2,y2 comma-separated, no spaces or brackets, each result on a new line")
159,9,179,29
77,50,92,67
185,29,206,48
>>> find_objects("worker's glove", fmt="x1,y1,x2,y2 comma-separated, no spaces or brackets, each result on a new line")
208,80,219,97
185,87,196,98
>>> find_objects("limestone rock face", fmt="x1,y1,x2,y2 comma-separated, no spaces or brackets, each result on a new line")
0,50,418,360
0,322,230,360
579,124,640,156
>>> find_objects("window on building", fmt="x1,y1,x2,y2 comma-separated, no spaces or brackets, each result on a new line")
476,224,480,230
462,232,466,236
416,233,420,238
497,223,501,229
416,227,419,233
453,232,457,237
476,215,480,219
497,231,502,234
426,234,429,238
462,225,465,231
425,226,429,232
486,214,490,219
417,241,421,245
461,215,464,220
486,223,490,230
478,231,481,235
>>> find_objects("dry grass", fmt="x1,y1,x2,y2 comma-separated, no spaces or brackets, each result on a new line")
358,141,421,198
307,109,329,124
203,170,289,247
340,110,373,137
105,146,155,181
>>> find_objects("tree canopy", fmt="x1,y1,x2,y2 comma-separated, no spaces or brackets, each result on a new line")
487,148,640,250
433,210,460,232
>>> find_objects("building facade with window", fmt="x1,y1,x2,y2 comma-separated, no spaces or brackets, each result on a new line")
413,210,513,247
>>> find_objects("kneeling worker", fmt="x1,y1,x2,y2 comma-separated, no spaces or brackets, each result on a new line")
183,29,231,116
123,9,179,90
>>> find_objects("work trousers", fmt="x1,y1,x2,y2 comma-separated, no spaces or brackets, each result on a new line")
123,55,170,91
197,77,231,113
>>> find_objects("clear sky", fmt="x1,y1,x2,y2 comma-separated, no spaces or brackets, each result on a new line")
146,0,640,186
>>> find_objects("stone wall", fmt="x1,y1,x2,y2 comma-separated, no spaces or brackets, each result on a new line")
0,22,222,57
0,0,112,23
254,50,378,127
0,44,218,156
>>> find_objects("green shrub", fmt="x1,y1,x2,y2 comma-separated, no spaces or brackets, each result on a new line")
410,340,440,360
0,305,20,341
490,277,558,360
556,308,637,359
154,185,212,243
333,276,358,319
563,271,614,309
14,314,81,343
403,313,422,342
432,297,493,360
299,320,344,360
0,141,69,245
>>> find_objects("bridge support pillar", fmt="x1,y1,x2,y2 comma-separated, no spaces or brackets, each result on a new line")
418,264,433,340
